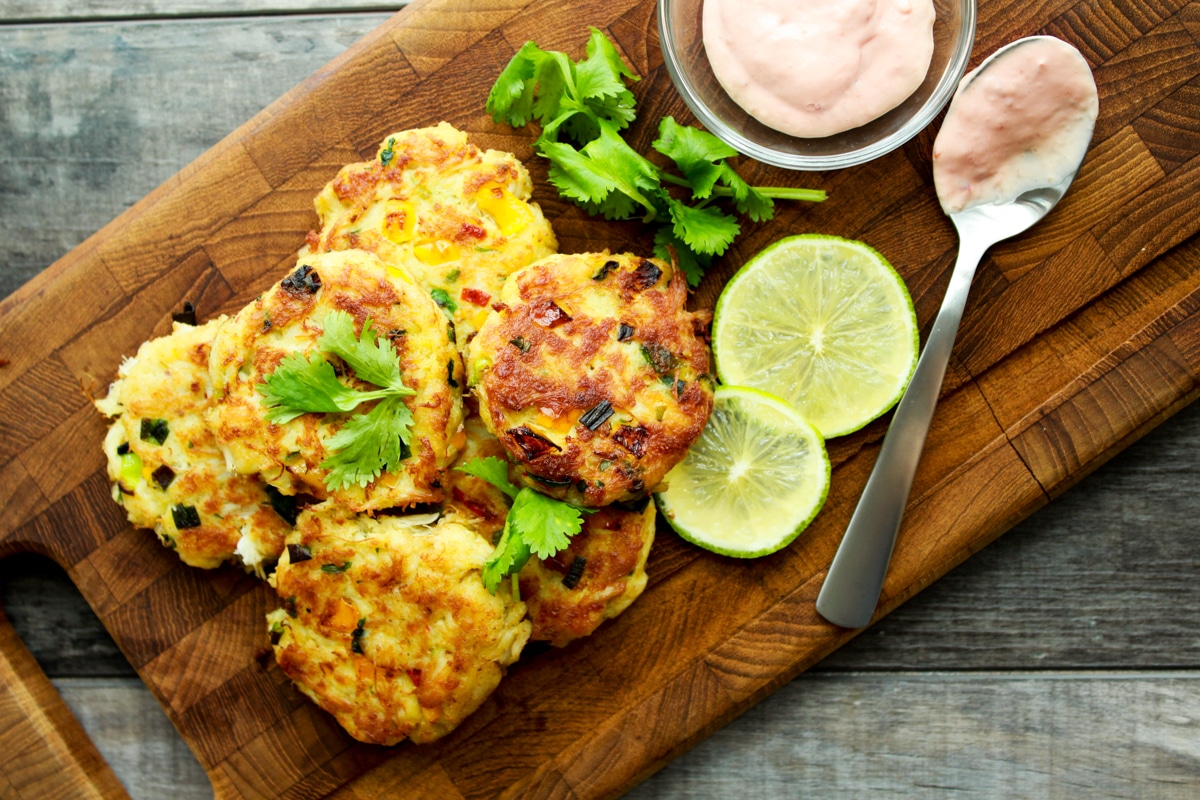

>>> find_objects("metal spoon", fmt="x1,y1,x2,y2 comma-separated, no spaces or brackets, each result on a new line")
815,37,1098,628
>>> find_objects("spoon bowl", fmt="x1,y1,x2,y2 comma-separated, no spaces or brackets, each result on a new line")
815,36,1098,629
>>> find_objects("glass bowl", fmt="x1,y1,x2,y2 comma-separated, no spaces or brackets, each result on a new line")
658,0,977,170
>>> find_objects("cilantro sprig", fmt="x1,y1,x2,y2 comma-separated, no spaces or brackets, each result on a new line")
456,456,590,594
486,28,825,286
258,311,416,491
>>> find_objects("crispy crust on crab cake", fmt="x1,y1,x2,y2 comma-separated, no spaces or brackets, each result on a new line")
95,319,291,572
207,249,464,513
519,500,656,647
467,252,714,507
444,417,656,647
266,504,530,745
302,122,557,347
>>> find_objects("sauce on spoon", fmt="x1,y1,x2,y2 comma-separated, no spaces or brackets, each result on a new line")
703,0,936,139
933,36,1099,214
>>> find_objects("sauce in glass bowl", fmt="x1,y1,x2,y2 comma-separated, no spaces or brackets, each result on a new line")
703,0,937,139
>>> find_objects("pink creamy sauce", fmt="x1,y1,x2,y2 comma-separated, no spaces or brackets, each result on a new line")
933,37,1099,213
703,0,936,139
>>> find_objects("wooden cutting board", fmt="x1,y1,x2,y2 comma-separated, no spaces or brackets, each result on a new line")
2,0,1200,797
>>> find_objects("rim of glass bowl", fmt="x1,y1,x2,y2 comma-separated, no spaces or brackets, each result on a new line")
657,1,978,171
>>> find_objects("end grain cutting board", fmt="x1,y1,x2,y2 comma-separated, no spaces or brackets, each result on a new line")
3,0,1200,797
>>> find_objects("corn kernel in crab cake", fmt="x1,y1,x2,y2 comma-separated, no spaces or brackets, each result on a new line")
266,504,530,745
302,123,557,347
206,249,465,513
467,252,715,507
95,319,292,572
519,499,656,647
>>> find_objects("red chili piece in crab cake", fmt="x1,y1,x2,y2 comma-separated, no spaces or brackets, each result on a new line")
467,252,714,507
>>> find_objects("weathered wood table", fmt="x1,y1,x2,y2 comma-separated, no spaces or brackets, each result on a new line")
1,1,1199,798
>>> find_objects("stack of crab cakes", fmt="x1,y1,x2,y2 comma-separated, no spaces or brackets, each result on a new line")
95,123,715,748
302,122,558,349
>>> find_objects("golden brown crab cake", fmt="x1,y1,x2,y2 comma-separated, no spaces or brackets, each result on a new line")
207,249,464,513
519,500,656,647
95,319,292,572
442,417,656,646
266,504,530,745
302,122,557,347
467,252,715,507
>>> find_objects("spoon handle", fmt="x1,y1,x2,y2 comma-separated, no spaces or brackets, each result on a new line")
815,237,991,628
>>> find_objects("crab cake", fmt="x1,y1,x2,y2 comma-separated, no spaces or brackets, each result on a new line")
207,249,464,513
519,500,656,647
95,320,291,572
444,418,656,646
266,504,530,745
303,122,557,347
467,252,715,507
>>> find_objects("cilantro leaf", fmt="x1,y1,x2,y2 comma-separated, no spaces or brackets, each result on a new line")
668,198,740,257
455,455,520,500
257,311,421,491
481,515,532,593
542,121,662,219
486,41,562,129
259,351,387,424
574,28,638,130
540,139,618,206
320,396,414,491
317,310,413,395
509,487,586,559
718,164,775,223
459,456,589,593
653,116,737,199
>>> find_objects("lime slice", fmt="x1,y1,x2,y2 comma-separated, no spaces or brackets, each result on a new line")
712,234,919,438
655,386,829,558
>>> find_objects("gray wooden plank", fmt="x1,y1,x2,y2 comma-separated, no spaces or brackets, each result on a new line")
49,671,1200,800
0,2,406,23
0,14,388,300
0,554,135,678
628,671,1200,799
52,678,211,800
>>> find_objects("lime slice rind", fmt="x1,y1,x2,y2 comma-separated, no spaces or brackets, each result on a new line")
712,234,919,438
655,386,830,558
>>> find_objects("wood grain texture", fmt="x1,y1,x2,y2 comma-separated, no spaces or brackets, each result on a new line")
2,0,1200,797
0,612,128,799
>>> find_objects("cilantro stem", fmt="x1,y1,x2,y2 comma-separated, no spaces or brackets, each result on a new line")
660,172,826,203
734,186,827,203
